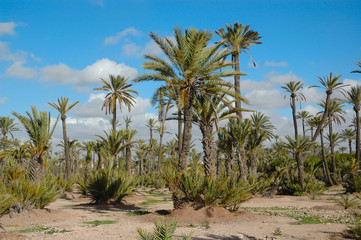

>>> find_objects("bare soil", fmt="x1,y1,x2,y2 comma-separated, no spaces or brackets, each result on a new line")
0,187,356,239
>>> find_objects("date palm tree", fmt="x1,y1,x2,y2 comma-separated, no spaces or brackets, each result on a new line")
216,22,262,119
94,75,138,131
145,118,157,170
310,73,345,143
155,124,169,172
282,81,306,139
135,27,239,171
0,116,19,143
49,97,79,180
319,99,345,174
346,85,361,165
341,128,356,155
12,106,58,180
297,110,311,137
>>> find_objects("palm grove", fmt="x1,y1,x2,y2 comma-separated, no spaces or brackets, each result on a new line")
1,23,361,216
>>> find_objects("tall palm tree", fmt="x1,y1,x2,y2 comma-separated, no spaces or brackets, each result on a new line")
0,116,19,143
309,73,345,143
97,130,127,168
217,126,234,177
155,124,169,172
81,141,94,171
122,128,138,174
341,128,356,155
351,61,361,74
216,22,262,119
192,94,234,177
319,99,345,174
311,115,333,185
283,135,312,186
12,106,58,180
145,118,157,170
135,27,239,171
282,81,306,139
48,97,79,180
346,85,361,165
94,75,138,131
297,110,311,137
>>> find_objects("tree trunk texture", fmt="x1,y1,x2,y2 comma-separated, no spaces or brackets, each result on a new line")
328,118,336,174
179,92,194,171
125,146,131,174
237,144,247,181
157,133,164,172
112,108,117,132
216,151,221,177
62,116,71,181
225,145,234,178
249,151,257,177
320,130,334,186
291,95,298,139
200,124,216,177
349,139,352,155
296,152,305,186
234,52,242,120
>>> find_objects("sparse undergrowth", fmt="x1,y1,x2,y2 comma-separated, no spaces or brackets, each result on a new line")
84,220,117,227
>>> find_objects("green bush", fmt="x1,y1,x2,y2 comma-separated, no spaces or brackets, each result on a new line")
166,170,252,210
78,167,137,204
343,171,361,193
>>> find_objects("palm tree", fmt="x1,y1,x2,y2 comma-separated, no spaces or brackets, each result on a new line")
217,126,234,177
145,118,157,170
248,112,275,176
311,115,333,185
351,61,361,74
216,22,262,119
97,130,127,168
48,97,79,180
229,119,252,180
192,94,234,177
282,81,306,139
297,110,311,137
123,128,138,174
346,85,361,165
319,99,345,174
283,135,312,185
94,75,138,131
309,73,345,143
341,128,356,155
12,106,58,180
0,116,19,143
155,124,169,172
81,141,94,171
135,27,239,171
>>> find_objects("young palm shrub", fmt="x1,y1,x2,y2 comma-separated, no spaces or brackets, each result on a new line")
137,218,192,240
79,166,137,204
334,193,359,209
165,169,252,210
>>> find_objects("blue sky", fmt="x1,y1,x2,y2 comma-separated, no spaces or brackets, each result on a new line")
1,0,361,145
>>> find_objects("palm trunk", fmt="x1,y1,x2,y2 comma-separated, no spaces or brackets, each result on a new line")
355,108,360,165
237,144,247,181
349,139,352,155
125,145,131,174
302,119,305,137
249,151,257,177
177,90,182,162
216,151,221,177
179,92,194,171
296,152,304,186
225,145,234,178
62,115,71,181
112,107,117,131
157,133,164,172
328,118,336,174
234,52,242,120
291,95,298,139
320,129,334,185
200,124,216,177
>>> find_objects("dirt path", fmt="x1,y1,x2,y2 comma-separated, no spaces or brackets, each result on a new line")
0,188,355,239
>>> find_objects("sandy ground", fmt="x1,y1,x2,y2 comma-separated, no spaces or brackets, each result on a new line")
0,187,357,240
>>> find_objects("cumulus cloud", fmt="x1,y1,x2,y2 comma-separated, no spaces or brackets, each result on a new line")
104,27,141,45
264,61,288,67
40,58,138,89
0,22,17,36
142,40,163,56
266,71,304,85
245,89,288,109
6,60,38,79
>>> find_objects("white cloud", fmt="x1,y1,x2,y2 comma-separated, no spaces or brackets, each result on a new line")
142,40,163,56
264,61,288,67
6,60,38,79
245,89,288,109
266,71,304,85
301,87,325,104
104,27,141,45
302,105,321,116
0,22,17,36
0,97,7,104
122,43,142,57
0,41,26,62
40,58,138,89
